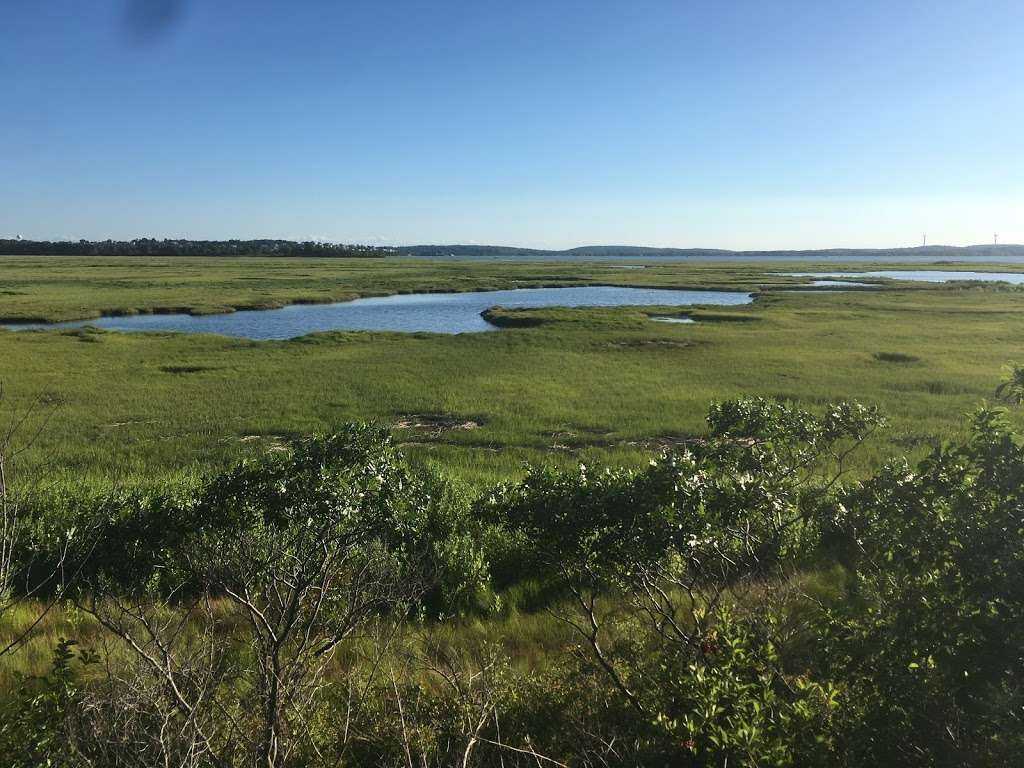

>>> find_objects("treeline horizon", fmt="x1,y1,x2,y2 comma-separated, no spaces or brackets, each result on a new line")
0,238,394,258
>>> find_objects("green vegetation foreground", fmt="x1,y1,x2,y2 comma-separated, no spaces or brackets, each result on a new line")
1,396,1022,766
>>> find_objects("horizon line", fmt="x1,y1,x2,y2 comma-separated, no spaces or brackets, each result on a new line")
1,237,1021,253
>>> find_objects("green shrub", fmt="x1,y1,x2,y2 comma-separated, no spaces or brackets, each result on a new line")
0,638,96,768
825,406,1024,766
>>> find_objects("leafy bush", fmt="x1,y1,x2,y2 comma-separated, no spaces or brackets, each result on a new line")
826,406,1024,766
39,426,491,766
6,399,1024,767
478,398,882,765
0,638,96,767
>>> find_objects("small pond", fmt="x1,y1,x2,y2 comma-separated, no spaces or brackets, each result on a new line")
783,270,1024,284
649,315,696,324
4,286,752,340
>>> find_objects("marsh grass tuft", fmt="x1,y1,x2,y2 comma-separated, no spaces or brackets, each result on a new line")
873,351,922,364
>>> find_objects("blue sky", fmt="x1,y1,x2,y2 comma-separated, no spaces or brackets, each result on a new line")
2,0,1022,249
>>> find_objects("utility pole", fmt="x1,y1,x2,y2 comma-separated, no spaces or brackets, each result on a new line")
995,233,999,245
922,234,927,247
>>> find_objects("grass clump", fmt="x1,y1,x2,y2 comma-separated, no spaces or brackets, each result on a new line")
873,351,922,363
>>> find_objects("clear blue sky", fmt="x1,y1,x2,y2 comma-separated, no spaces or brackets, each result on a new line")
2,0,1022,249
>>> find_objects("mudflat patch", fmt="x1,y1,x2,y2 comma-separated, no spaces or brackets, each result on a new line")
394,413,482,438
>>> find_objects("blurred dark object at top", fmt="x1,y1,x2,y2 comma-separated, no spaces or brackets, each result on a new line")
122,0,186,43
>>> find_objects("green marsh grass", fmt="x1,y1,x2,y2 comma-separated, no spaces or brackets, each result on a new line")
1,257,1022,484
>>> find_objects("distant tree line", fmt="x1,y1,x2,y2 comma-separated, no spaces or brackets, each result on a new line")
0,238,394,258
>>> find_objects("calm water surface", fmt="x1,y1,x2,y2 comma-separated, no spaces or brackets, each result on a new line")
785,270,1024,284
411,253,1024,264
649,315,696,324
4,286,751,340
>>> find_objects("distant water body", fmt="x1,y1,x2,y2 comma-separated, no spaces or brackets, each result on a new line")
785,270,1024,284
407,253,1024,265
3,286,752,340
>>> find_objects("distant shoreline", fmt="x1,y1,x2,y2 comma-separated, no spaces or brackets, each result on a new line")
397,243,1024,260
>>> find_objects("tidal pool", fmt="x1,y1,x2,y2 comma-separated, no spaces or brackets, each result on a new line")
649,315,696,324
784,270,1024,284
4,286,752,340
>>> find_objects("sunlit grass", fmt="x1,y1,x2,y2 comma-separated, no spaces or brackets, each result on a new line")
1,257,1022,485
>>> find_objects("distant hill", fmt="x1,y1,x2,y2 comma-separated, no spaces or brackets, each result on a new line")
399,244,1024,260
4,239,1022,260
